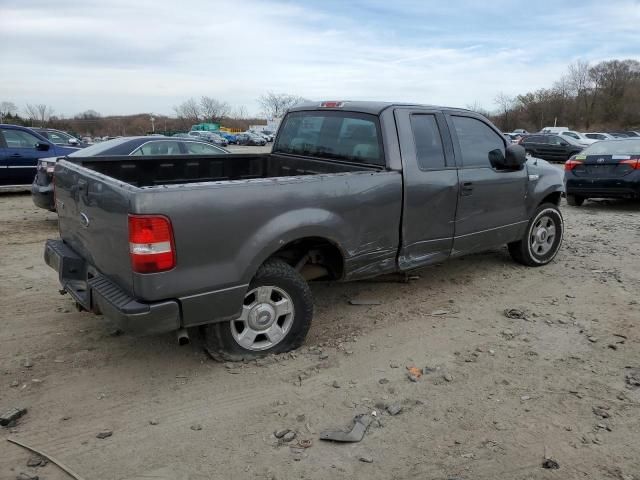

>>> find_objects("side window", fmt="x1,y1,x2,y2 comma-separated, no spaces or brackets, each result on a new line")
547,136,562,146
410,114,446,170
451,116,504,167
184,142,224,154
131,141,182,156
1,128,43,149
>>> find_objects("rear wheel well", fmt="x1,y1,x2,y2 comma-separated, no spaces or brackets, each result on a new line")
540,191,562,206
267,237,344,281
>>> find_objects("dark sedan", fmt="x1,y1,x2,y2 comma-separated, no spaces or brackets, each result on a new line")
32,128,87,148
564,139,640,206
519,134,583,162
32,136,228,210
236,133,267,146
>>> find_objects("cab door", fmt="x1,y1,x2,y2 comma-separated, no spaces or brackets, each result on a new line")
395,108,459,269
446,113,528,255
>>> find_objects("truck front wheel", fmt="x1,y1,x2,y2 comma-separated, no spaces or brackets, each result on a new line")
205,259,313,361
508,203,564,267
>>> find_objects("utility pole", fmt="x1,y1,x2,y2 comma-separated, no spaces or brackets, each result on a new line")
150,114,155,133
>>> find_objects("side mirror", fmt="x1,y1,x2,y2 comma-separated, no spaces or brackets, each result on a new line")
36,142,50,151
504,144,527,169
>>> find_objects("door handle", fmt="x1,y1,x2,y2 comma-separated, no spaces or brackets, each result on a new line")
10,153,22,157
461,182,473,196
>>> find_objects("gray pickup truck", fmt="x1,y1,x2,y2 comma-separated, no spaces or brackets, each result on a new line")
45,101,564,360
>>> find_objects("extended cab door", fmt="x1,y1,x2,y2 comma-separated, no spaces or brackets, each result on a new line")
446,113,528,255
395,108,459,268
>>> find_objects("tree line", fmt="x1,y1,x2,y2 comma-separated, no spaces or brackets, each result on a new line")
0,92,306,137
489,59,640,133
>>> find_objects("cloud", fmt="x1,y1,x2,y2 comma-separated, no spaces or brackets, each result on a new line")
0,0,638,116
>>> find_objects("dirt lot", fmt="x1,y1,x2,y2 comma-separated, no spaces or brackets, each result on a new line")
1,191,639,480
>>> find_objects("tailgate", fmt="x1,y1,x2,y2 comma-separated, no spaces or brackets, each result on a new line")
54,160,135,294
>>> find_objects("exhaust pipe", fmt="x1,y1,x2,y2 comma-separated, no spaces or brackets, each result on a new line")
177,328,190,346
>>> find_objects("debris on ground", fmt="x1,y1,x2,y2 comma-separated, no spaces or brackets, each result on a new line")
542,458,560,469
320,414,372,443
190,424,202,431
149,419,159,425
8,437,87,480
16,473,39,480
0,407,27,427
349,299,382,306
406,366,422,383
430,309,449,316
296,439,312,448
282,431,297,442
359,455,374,463
378,378,389,384
592,406,610,419
26,455,47,467
625,368,640,389
504,308,526,320
386,403,402,416
443,373,453,382
274,429,290,438
96,430,113,439
21,358,33,368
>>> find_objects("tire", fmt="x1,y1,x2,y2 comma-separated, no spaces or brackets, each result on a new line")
508,203,564,267
525,149,534,156
204,259,313,361
566,194,585,207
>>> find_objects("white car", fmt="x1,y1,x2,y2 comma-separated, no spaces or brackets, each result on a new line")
584,132,616,141
557,130,597,146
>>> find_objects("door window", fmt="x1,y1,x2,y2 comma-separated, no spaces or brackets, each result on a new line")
410,114,446,170
451,116,504,167
183,141,225,154
131,141,182,155
1,128,42,149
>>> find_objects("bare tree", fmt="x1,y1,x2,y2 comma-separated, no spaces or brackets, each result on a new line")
199,96,230,122
231,105,248,119
25,103,54,126
494,92,516,130
0,101,17,123
173,98,201,122
258,92,306,119
75,109,101,119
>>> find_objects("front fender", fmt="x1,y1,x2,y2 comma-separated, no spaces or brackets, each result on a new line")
526,158,564,213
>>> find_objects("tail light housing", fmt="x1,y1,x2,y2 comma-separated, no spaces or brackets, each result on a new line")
565,157,582,171
128,215,175,273
620,158,640,169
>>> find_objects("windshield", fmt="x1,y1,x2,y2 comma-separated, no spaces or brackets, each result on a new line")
582,139,640,155
274,111,384,165
68,137,131,157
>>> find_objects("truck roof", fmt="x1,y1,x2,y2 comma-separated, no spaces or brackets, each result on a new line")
289,101,473,115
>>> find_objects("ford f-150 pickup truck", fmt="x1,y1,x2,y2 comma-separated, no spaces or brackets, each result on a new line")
45,101,564,360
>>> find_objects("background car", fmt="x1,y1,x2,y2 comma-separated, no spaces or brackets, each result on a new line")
236,132,267,146
32,128,87,148
216,131,239,144
0,124,81,187
557,130,596,146
519,134,583,162
584,132,616,141
564,138,640,206
31,136,228,210
187,131,228,147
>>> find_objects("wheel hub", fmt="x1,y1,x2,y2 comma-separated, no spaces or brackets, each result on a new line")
248,303,276,330
536,228,547,242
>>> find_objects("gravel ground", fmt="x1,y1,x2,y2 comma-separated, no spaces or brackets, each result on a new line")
0,191,638,480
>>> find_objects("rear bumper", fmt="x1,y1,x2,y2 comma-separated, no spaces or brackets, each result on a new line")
44,239,180,335
31,181,55,210
565,174,640,198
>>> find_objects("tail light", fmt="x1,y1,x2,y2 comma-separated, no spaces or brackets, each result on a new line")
128,215,175,273
620,158,640,169
565,158,582,171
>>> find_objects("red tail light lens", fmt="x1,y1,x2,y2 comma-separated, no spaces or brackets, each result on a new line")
128,215,175,273
620,158,640,169
565,159,582,171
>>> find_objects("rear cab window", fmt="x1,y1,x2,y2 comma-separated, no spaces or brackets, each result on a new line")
274,111,385,166
410,114,446,170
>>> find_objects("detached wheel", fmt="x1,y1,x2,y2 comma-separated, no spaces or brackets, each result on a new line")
566,194,585,207
205,259,313,361
508,203,564,267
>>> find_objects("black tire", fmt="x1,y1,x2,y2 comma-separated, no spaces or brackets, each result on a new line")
525,149,534,156
508,203,564,267
205,259,313,361
566,194,585,207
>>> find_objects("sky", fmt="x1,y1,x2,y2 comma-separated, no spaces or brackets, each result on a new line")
1,0,639,117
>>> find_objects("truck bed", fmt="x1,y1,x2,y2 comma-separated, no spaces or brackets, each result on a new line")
73,153,381,187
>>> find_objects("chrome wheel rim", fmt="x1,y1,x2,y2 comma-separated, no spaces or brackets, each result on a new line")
231,286,295,351
529,215,556,256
